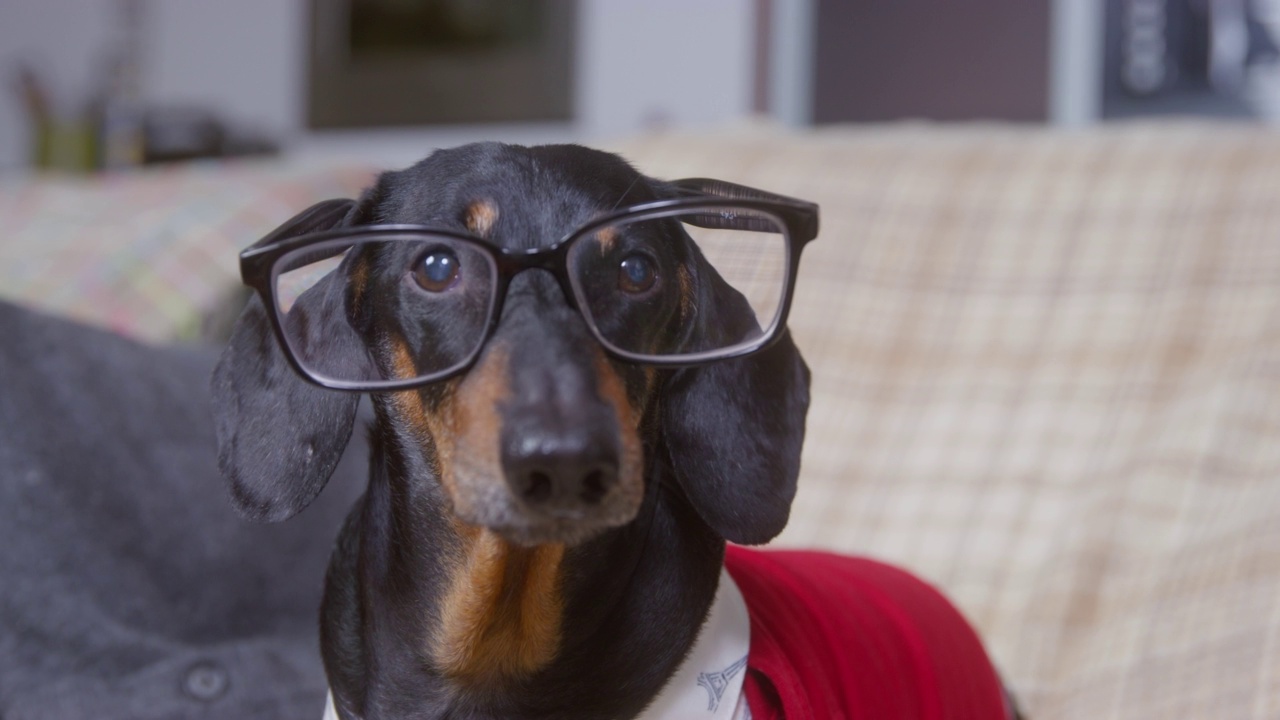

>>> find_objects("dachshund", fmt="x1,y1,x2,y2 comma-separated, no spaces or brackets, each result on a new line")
210,142,1016,720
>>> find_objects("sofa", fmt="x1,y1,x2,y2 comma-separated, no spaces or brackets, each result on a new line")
3,121,1278,719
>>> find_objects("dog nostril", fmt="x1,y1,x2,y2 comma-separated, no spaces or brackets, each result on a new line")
501,425,621,509
522,471,554,503
580,469,608,504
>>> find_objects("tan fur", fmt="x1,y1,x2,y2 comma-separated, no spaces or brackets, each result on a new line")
595,225,618,252
387,338,454,487
593,352,645,495
388,339,438,445
442,345,509,506
465,200,500,238
434,533,566,685
676,263,694,327
349,254,370,316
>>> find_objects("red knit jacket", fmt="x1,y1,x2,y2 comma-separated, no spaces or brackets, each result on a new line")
723,547,1010,720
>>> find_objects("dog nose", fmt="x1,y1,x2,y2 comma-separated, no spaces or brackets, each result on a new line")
501,429,619,509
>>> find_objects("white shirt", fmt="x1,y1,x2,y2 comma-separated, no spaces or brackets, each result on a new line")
634,568,751,720
322,569,752,720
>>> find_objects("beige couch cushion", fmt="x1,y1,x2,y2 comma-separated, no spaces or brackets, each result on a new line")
616,122,1280,719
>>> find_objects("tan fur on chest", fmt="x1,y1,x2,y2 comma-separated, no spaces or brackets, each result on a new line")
432,530,565,685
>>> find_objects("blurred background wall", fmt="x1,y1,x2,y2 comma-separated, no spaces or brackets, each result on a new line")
1,0,1278,174
0,0,757,171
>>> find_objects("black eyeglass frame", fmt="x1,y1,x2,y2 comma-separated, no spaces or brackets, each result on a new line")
238,178,819,392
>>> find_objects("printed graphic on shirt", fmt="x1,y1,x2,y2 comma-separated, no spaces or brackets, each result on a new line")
697,655,748,711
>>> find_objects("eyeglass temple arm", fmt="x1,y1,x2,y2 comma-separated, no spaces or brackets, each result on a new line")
239,198,357,281
243,198,357,256
670,178,819,241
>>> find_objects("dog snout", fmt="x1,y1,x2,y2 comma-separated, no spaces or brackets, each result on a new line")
501,421,620,511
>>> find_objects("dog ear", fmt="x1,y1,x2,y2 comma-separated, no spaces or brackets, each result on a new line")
210,186,384,522
660,247,811,546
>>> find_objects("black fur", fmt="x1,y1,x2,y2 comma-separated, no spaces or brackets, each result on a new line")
211,143,811,719
211,200,376,522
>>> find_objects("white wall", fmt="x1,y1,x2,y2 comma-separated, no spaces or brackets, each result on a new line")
0,0,755,171
575,0,753,135
147,1,307,137
1,0,116,169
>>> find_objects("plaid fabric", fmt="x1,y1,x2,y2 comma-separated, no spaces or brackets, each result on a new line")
615,122,1280,720
0,160,374,342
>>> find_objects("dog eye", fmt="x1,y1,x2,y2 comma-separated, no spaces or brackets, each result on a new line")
618,254,658,294
414,249,461,292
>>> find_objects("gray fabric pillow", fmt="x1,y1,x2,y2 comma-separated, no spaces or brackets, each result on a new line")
0,301,366,720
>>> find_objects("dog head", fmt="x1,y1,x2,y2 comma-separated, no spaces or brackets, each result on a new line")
211,143,811,547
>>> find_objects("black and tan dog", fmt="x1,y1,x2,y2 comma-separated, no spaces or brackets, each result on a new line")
211,143,812,719
211,143,1016,719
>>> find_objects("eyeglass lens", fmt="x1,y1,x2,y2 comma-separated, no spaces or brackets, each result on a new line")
568,209,789,357
274,236,497,384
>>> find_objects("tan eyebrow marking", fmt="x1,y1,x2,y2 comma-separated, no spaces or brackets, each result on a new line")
595,225,618,252
465,199,500,238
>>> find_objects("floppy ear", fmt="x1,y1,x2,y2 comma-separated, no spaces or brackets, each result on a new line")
661,251,811,545
210,190,382,522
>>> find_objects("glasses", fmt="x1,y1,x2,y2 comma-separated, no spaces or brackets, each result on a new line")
239,178,819,391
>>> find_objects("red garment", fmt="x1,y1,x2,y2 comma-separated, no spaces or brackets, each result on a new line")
723,547,1009,720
